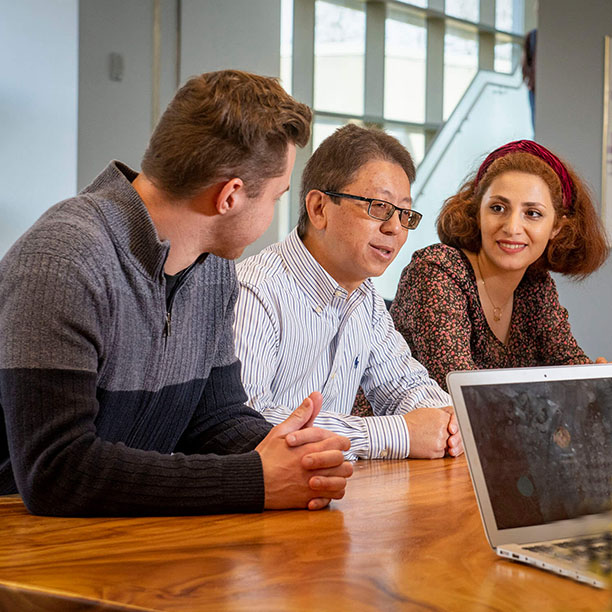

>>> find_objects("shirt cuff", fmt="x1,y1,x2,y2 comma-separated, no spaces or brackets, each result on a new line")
363,415,410,459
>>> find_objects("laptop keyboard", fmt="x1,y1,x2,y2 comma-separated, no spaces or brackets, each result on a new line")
525,532,612,576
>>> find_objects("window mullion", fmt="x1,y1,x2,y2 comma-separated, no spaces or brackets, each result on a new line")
365,0,386,120
425,14,444,148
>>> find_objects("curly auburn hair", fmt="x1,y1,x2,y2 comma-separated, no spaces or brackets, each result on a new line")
436,151,610,278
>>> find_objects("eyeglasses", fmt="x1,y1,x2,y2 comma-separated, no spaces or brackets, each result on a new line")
321,190,422,230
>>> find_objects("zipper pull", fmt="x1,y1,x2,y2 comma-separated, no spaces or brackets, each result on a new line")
164,311,172,337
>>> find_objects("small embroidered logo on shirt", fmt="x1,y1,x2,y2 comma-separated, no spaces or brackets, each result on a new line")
354,356,359,369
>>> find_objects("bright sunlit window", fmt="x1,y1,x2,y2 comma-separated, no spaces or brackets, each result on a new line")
280,0,293,94
495,0,516,32
384,9,426,123
293,0,526,167
445,0,479,23
443,21,478,120
314,0,366,116
494,34,519,73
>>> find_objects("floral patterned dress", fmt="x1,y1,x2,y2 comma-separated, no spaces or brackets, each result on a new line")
352,243,590,416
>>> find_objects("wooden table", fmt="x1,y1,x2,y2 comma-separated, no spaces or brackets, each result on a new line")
0,457,608,611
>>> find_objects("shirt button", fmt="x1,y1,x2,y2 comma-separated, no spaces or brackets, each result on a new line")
315,305,323,313
380,449,389,458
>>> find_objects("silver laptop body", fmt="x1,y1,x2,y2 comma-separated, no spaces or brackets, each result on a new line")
447,364,612,589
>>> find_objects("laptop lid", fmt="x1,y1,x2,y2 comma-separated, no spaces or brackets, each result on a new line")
447,364,612,549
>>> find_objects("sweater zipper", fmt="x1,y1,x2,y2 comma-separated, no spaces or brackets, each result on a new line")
163,289,179,343
164,311,172,338
163,268,188,342
162,253,208,343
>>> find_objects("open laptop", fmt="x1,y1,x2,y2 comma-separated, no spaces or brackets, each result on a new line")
447,364,612,589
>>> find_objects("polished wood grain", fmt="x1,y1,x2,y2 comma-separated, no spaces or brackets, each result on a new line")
0,457,608,612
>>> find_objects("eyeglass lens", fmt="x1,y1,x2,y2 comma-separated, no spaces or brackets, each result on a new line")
369,200,419,229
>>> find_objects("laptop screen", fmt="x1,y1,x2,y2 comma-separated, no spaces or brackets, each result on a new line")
462,377,612,530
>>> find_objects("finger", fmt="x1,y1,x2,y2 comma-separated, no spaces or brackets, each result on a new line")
308,475,348,497
446,432,464,456
307,461,354,479
303,391,323,428
286,426,337,447
448,413,459,435
307,497,331,511
302,451,353,478
447,431,461,447
447,441,464,457
273,396,315,437
446,425,461,446
299,435,351,457
302,449,347,470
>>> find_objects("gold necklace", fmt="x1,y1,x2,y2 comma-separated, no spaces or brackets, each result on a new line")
476,256,511,322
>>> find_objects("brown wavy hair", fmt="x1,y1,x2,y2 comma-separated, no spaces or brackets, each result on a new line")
141,70,312,199
436,151,610,278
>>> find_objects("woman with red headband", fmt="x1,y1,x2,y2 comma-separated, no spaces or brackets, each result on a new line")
387,140,609,392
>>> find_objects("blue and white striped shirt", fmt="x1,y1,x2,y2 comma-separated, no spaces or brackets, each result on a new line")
234,229,452,460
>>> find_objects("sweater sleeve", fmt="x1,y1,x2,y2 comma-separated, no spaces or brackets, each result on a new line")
390,255,478,391
0,251,267,517
176,278,272,457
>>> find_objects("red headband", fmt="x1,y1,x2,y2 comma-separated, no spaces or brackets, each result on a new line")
474,140,574,210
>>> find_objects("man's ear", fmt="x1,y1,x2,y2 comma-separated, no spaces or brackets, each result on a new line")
215,178,245,215
305,190,329,231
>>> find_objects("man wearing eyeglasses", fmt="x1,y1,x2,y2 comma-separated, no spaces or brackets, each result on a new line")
233,124,463,461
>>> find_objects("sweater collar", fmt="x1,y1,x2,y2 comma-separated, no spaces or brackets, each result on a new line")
82,161,170,281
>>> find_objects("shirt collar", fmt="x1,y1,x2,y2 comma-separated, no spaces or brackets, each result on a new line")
279,228,371,313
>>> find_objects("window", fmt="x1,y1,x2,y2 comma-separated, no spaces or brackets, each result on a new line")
314,0,366,116
385,124,425,165
295,0,526,158
445,0,479,23
495,33,520,74
312,116,349,151
496,0,517,33
395,0,427,7
384,9,426,123
280,0,293,93
444,21,478,120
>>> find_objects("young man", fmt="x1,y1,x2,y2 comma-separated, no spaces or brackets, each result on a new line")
0,70,353,516
234,124,463,460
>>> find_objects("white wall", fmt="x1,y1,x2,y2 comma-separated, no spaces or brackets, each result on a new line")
180,0,281,80
537,0,612,357
0,0,283,259
0,0,79,257
78,0,154,188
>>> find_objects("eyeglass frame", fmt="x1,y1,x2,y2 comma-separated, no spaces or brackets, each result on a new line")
321,190,423,230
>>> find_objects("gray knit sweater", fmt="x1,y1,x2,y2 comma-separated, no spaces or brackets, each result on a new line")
0,161,272,516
